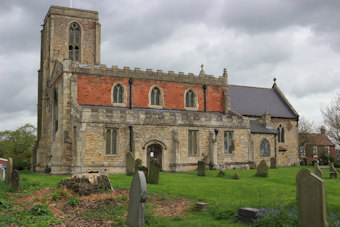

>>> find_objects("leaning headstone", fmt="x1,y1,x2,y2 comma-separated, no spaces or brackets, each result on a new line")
11,169,20,191
135,159,142,173
5,158,13,185
314,162,323,179
329,162,338,179
126,171,147,227
0,168,5,181
197,160,206,176
270,157,277,169
296,168,328,227
256,160,268,177
148,159,160,184
237,207,260,223
126,152,135,176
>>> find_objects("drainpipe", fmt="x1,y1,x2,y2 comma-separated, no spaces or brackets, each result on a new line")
274,134,277,158
129,79,133,109
129,125,133,153
203,84,207,112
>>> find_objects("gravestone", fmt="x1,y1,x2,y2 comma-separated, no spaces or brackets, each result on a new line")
126,152,135,176
126,171,147,227
329,162,338,179
314,162,323,179
217,171,225,177
194,202,209,211
233,173,240,179
5,157,13,185
237,207,260,223
138,166,148,183
296,168,328,227
11,169,20,191
197,160,206,176
135,159,142,173
148,159,160,184
256,160,268,177
0,168,5,181
270,157,277,169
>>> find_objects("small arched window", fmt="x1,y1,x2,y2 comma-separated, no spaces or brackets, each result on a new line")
69,22,81,61
113,84,123,103
260,139,270,157
150,86,161,106
53,88,58,133
185,89,195,108
277,125,285,143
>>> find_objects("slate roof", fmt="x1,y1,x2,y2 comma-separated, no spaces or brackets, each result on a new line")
249,119,277,134
229,85,298,119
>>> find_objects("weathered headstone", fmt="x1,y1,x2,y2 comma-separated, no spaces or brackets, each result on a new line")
256,160,268,177
148,159,160,184
237,207,260,223
296,168,328,227
233,173,240,179
5,158,13,185
270,157,277,169
0,168,5,181
197,160,206,176
135,159,142,173
329,162,338,179
194,202,209,211
126,152,135,176
314,162,323,179
138,166,148,183
11,169,20,191
126,171,147,227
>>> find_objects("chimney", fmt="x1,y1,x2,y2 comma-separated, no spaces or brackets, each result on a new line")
262,112,271,127
320,126,326,135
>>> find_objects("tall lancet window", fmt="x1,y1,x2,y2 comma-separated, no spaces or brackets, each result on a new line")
69,22,81,61
185,89,195,108
151,87,161,105
113,84,123,103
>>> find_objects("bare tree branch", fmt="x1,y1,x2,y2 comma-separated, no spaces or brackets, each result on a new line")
321,93,340,145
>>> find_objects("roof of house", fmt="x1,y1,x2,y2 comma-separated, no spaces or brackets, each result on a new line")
229,84,298,119
309,133,335,147
249,119,278,134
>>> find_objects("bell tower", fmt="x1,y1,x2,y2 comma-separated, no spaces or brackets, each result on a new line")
35,6,101,173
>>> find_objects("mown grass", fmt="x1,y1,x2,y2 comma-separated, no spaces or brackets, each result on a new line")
1,167,339,226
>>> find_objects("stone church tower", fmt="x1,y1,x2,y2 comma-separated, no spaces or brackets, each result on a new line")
35,6,101,173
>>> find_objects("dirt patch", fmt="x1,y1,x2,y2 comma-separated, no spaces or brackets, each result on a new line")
15,187,193,226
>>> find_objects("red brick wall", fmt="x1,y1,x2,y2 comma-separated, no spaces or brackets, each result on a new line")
77,75,224,112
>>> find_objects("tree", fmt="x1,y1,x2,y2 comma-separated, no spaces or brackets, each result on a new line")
0,124,36,170
298,116,317,146
321,93,340,145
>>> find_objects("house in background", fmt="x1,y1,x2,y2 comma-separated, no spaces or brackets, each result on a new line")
0,158,8,169
299,126,336,165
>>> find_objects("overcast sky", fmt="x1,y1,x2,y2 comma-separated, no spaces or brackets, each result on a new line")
0,0,339,131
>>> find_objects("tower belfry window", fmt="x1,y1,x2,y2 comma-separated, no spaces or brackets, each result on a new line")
69,22,80,61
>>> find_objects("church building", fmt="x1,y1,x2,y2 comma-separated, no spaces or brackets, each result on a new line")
33,6,299,174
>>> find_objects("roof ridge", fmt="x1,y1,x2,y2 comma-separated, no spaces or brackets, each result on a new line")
229,84,272,90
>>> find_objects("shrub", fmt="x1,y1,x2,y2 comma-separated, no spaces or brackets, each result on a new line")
30,204,51,216
67,196,79,207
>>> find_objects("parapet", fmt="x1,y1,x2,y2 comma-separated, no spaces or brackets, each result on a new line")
71,62,227,86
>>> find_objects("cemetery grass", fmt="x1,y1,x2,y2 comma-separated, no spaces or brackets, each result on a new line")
0,167,339,226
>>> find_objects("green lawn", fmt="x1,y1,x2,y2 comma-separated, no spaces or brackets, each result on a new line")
9,167,340,226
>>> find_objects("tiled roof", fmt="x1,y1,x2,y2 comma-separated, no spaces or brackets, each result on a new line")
309,133,335,146
229,85,297,119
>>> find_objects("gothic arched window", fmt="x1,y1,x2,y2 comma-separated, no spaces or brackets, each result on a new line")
69,22,81,61
185,89,195,108
113,84,123,103
150,86,161,106
277,125,285,143
260,139,270,157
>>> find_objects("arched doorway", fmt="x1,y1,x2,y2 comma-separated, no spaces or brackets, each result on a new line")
147,144,162,170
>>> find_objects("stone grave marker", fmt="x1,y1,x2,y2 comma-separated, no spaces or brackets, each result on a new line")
126,171,147,227
329,162,338,179
135,159,142,173
314,162,323,179
270,157,277,169
126,152,135,176
149,159,160,184
5,157,13,185
296,168,328,227
11,169,20,191
0,168,5,181
237,207,260,223
256,160,268,177
197,160,206,176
